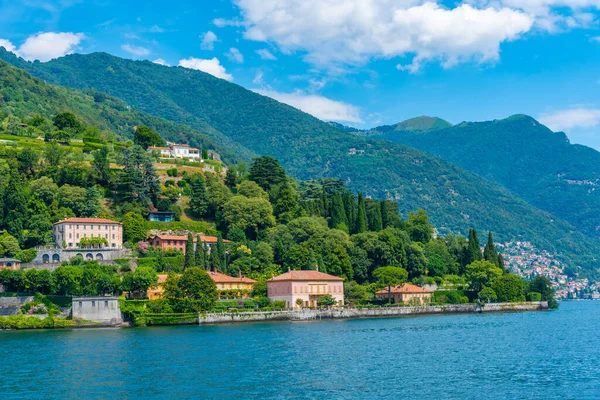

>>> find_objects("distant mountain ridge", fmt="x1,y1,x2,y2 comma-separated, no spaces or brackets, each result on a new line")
1,48,598,272
368,114,600,240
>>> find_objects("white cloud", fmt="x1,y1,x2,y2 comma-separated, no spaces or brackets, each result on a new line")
592,36,600,42
225,47,245,63
256,48,277,60
201,31,218,50
13,32,84,62
539,107,600,132
254,89,362,123
153,58,169,66
178,57,234,81
149,25,164,33
233,0,534,72
121,44,150,57
253,70,265,85
0,39,16,53
213,18,244,27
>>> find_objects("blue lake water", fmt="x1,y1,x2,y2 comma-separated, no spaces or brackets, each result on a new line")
2,301,600,399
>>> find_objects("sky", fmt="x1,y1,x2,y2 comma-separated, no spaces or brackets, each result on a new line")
0,0,599,148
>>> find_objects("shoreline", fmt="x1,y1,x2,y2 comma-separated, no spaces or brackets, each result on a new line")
197,301,549,326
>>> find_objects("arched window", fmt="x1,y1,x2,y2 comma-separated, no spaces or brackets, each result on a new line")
96,253,104,261
52,254,60,263
42,254,50,263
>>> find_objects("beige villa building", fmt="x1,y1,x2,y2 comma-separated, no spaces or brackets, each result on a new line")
53,217,123,249
375,283,434,305
267,270,344,309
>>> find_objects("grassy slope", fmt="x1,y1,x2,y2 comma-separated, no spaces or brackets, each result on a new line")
1,50,598,271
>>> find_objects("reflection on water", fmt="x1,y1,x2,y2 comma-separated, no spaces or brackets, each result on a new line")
2,301,600,399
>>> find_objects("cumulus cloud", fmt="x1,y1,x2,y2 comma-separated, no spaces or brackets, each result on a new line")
538,107,600,132
256,48,277,60
254,89,362,123
153,58,169,66
121,44,150,57
0,39,16,53
253,70,265,85
201,31,219,50
178,57,233,81
3,32,85,62
233,0,533,72
225,47,244,63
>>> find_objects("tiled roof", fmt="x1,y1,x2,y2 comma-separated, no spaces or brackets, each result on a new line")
0,258,20,263
375,283,435,295
209,271,256,284
157,274,169,284
151,234,230,243
54,217,121,225
267,270,344,282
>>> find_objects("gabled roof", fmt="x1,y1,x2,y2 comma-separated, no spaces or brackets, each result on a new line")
150,234,230,243
375,283,435,295
267,270,344,282
209,271,256,284
54,217,121,225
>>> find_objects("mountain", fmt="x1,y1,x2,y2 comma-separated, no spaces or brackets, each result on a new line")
372,116,453,134
1,49,598,271
0,59,242,162
365,114,600,240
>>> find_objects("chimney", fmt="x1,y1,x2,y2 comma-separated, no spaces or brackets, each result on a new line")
288,266,291,272
316,264,319,272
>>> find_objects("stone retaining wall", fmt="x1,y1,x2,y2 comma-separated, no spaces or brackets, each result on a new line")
0,296,34,308
198,302,548,325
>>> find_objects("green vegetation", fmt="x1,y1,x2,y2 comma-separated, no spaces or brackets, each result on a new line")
1,51,596,273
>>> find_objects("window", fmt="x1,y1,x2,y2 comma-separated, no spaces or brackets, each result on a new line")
112,243,115,248
69,224,72,228
92,301,95,307
76,225,79,229
76,234,80,239
104,301,109,308
112,234,115,239
105,225,108,230
68,243,72,247
79,302,82,307
69,233,72,238
83,225,86,230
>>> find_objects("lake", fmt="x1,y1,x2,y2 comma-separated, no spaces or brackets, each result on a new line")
2,301,599,399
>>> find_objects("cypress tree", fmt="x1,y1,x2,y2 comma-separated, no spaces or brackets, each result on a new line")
497,253,506,272
356,192,368,233
202,242,210,270
195,235,205,269
466,229,483,264
209,243,221,272
189,174,208,217
184,232,195,269
381,200,401,229
342,192,356,232
320,188,330,218
483,232,499,266
366,200,383,232
331,191,348,230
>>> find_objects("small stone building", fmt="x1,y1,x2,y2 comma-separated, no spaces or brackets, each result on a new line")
0,258,21,270
267,270,344,308
72,296,123,325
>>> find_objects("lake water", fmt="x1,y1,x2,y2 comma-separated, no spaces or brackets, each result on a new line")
2,301,600,399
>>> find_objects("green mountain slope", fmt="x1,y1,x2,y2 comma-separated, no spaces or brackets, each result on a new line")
369,114,600,239
1,49,598,271
373,116,453,134
0,59,243,162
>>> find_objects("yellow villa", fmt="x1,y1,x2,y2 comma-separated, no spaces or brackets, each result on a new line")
375,283,434,305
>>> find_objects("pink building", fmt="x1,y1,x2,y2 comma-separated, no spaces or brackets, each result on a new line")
267,270,344,309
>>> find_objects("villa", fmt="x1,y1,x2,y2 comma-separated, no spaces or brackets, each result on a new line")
209,271,256,298
375,284,435,305
267,269,344,309
147,274,169,300
148,143,202,160
148,233,230,253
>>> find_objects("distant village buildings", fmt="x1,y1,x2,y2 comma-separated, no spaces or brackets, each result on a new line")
267,270,344,308
148,233,230,254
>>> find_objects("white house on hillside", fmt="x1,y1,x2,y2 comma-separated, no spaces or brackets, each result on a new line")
148,142,202,160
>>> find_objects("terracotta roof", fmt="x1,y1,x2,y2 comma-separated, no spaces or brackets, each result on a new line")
54,217,121,225
148,146,170,150
157,274,169,284
151,234,230,243
267,270,344,282
209,271,256,284
375,283,435,295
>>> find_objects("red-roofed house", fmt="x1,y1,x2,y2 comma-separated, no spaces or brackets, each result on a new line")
148,234,230,254
209,271,256,298
267,269,344,309
375,284,434,305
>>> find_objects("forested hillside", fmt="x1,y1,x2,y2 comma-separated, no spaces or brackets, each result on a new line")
366,114,600,239
0,50,598,273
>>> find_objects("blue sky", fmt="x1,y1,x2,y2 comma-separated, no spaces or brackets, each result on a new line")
1,0,599,148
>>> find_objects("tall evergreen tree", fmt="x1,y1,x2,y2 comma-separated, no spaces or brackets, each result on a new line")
342,192,356,232
356,192,368,233
381,200,401,229
195,235,205,269
5,168,27,243
224,167,237,188
248,156,287,193
497,253,506,272
216,233,226,271
466,229,483,264
189,174,208,217
366,200,383,232
320,188,330,218
483,232,500,266
184,233,195,269
330,191,348,230
209,243,222,272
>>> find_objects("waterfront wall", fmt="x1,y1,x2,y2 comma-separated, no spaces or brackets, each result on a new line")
0,296,34,308
198,302,548,325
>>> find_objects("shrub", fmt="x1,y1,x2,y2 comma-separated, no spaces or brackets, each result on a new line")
434,290,469,304
527,292,542,302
